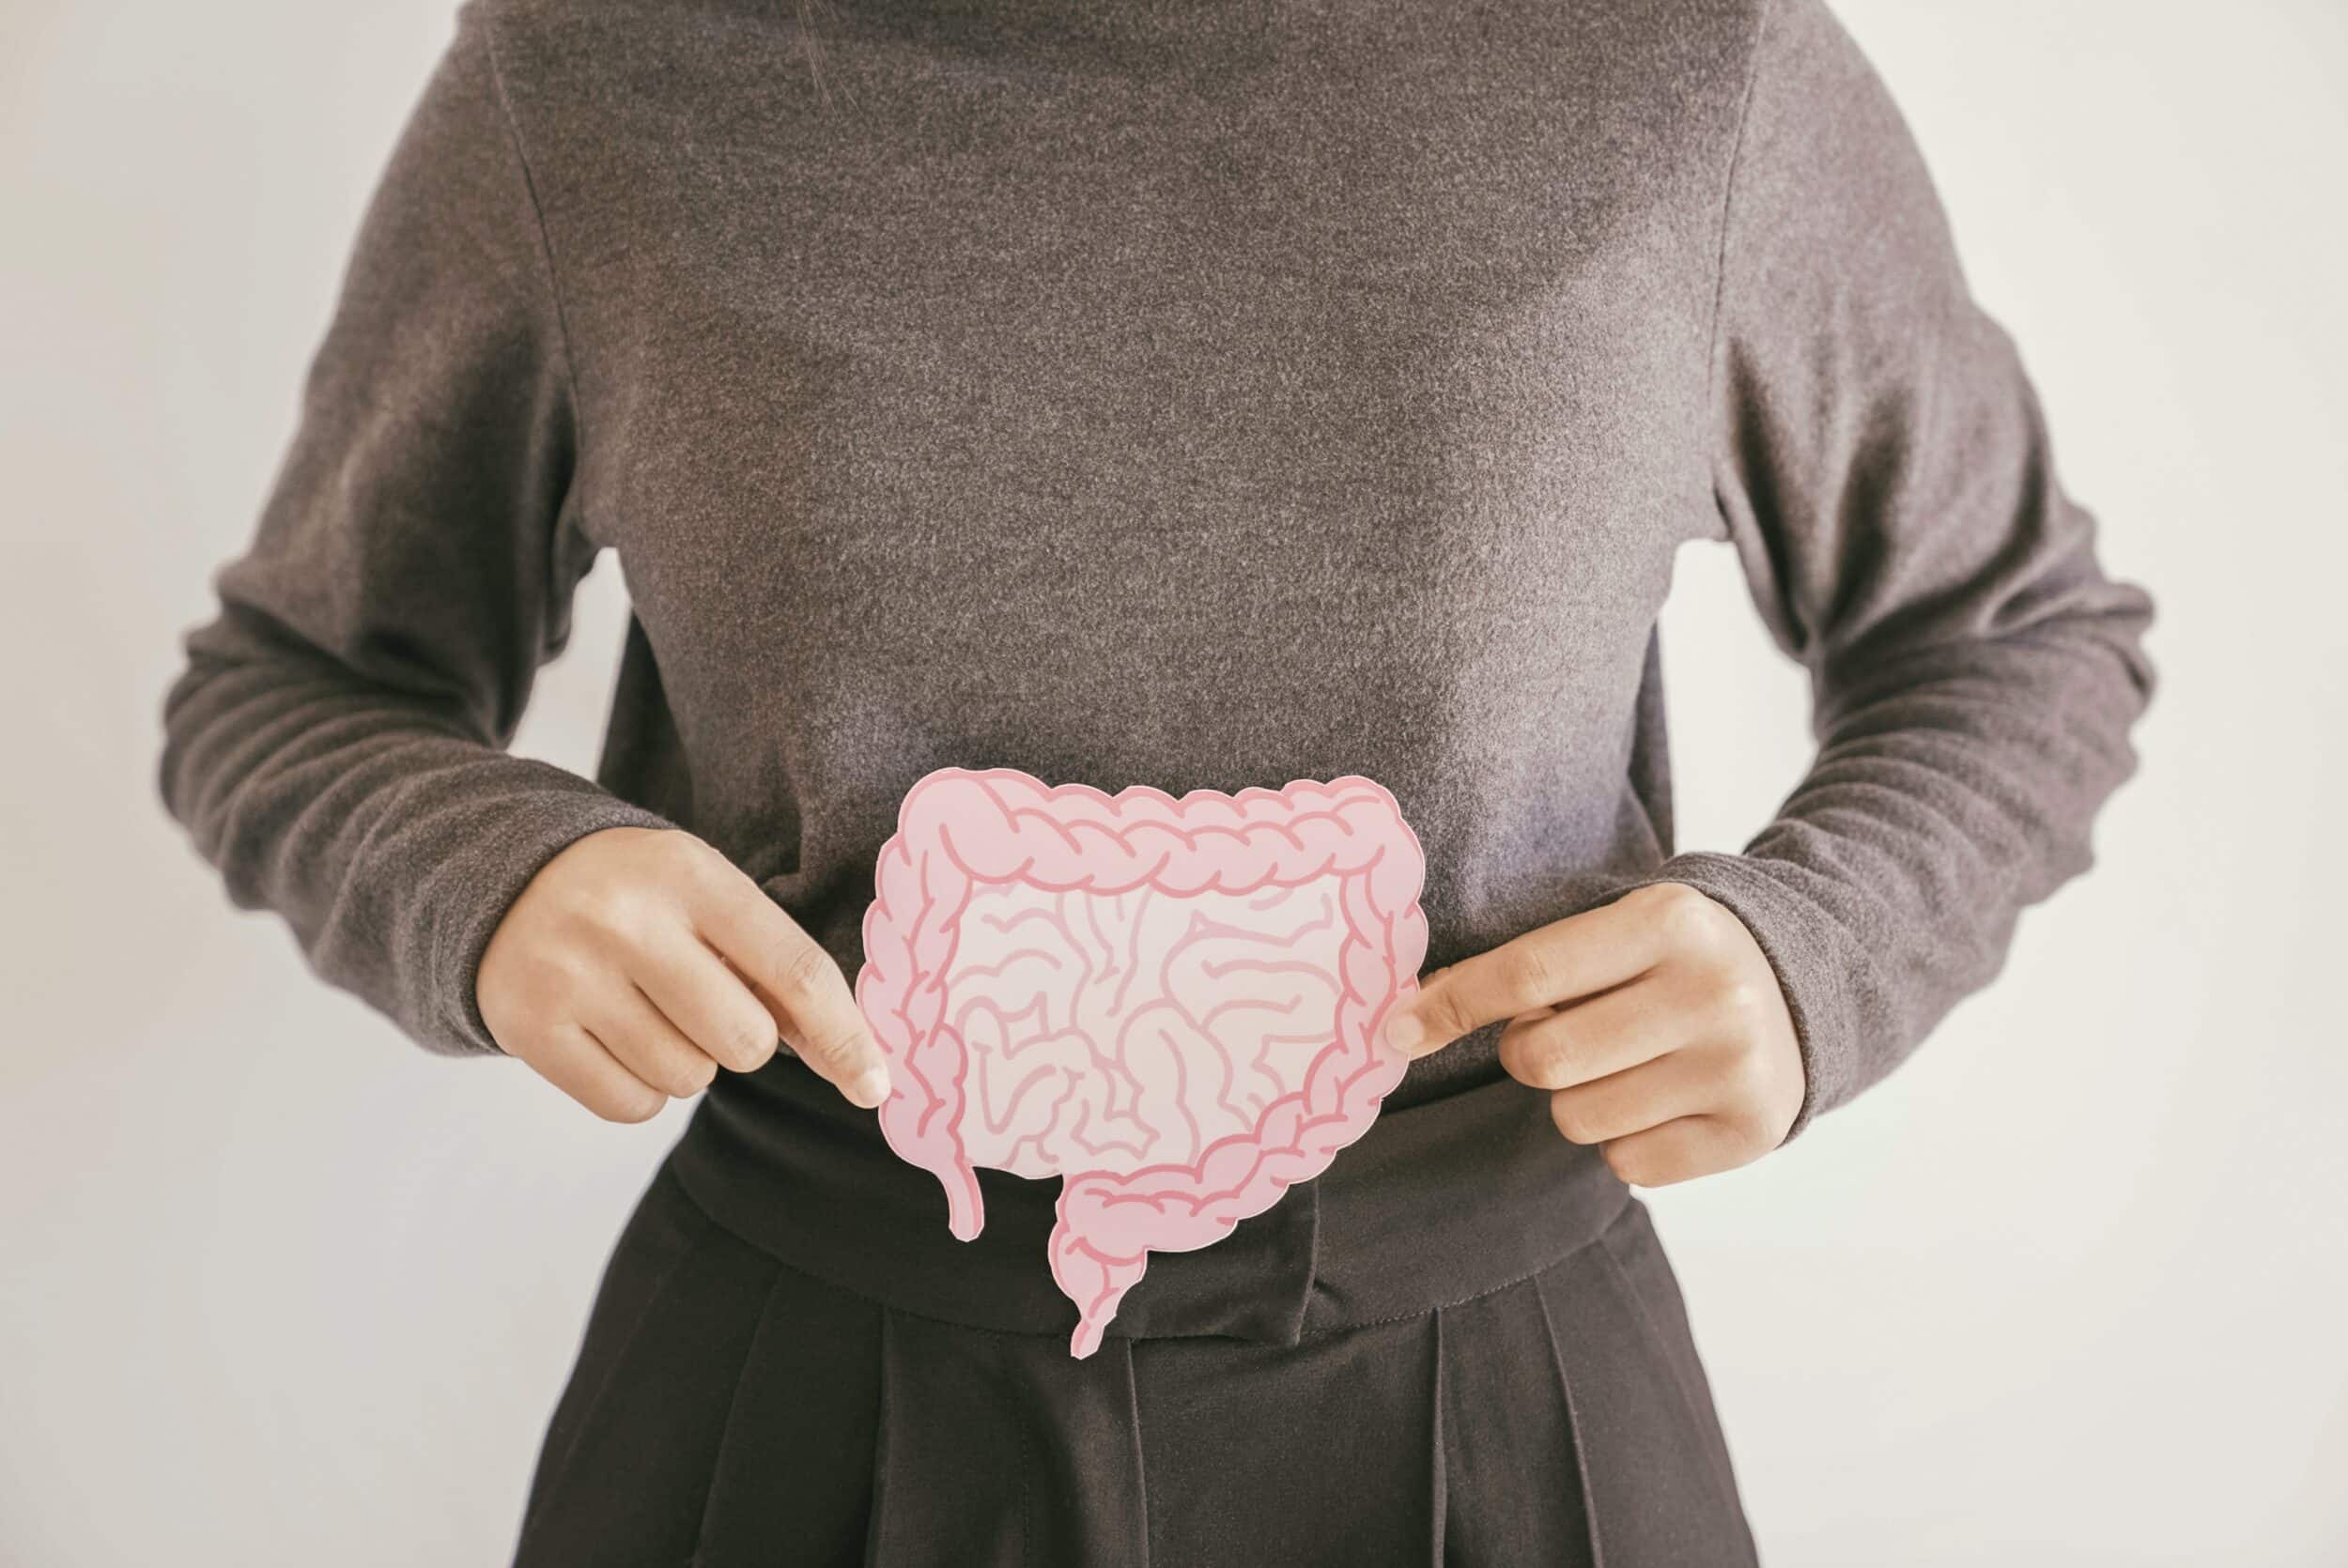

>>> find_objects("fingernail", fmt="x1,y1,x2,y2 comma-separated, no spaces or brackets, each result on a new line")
847,1065,892,1108
1381,1007,1425,1056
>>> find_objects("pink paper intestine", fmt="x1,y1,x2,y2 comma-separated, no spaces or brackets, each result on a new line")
855,769,1429,1358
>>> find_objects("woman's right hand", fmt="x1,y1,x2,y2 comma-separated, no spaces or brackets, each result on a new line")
477,826,892,1122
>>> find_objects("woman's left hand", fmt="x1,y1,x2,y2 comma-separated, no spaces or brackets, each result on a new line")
1379,883,1806,1187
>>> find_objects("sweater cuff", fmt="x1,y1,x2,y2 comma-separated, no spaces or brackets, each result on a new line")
1622,850,1865,1142
420,776,680,1057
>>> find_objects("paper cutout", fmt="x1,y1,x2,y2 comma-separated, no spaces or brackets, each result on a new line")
855,766,1429,1358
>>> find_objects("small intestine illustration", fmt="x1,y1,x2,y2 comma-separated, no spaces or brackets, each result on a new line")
854,766,1429,1358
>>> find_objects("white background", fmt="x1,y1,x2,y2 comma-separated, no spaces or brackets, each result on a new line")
5,2,2344,1562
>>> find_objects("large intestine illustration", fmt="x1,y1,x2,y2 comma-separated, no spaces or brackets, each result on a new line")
854,766,1429,1358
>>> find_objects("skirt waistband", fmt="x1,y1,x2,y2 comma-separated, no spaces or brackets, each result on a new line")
666,1058,1631,1350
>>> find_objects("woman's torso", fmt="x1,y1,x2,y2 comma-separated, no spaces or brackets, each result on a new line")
490,0,1757,1112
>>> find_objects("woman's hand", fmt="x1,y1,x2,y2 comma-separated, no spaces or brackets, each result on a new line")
1379,883,1804,1186
477,826,891,1122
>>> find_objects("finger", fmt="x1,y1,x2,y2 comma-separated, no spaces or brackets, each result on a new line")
520,1022,670,1125
1599,1115,1751,1189
687,871,891,1109
628,924,782,1076
1497,976,1689,1090
1546,1050,1712,1146
1383,896,1667,1059
580,982,721,1101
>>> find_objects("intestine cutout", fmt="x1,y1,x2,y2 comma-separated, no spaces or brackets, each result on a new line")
854,767,1429,1358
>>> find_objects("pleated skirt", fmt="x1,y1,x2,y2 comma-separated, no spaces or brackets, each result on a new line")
509,1070,1757,1566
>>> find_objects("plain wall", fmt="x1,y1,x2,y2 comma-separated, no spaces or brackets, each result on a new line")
5,2,2343,1562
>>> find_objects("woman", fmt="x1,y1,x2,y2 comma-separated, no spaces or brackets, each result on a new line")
156,0,2155,1560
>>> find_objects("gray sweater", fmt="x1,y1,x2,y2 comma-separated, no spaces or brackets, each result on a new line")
157,0,2155,1141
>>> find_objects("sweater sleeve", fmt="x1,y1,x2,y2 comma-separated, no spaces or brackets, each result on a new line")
1635,0,2157,1137
155,1,675,1058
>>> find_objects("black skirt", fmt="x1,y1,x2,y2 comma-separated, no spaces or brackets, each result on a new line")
510,1069,1759,1567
